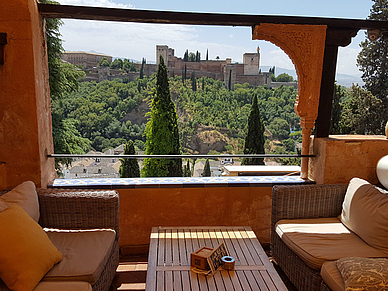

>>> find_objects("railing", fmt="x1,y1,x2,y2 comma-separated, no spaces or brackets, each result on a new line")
48,153,315,159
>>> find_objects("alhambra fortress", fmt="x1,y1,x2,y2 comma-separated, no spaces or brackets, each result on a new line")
62,45,297,89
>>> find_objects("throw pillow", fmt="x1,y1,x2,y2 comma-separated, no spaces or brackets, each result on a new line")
340,177,388,254
0,205,62,291
337,257,388,291
0,181,39,222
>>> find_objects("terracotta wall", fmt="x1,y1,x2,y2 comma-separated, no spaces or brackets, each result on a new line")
309,135,388,184
0,0,55,190
118,186,272,254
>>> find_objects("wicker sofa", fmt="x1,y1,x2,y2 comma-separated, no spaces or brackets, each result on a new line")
271,180,388,291
0,185,119,291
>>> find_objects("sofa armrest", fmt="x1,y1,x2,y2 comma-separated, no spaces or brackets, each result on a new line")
37,189,119,236
272,183,348,229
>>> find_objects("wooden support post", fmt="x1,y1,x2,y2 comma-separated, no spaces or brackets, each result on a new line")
315,28,358,137
0,33,7,65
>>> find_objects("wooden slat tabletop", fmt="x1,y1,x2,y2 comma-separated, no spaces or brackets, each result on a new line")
146,226,288,291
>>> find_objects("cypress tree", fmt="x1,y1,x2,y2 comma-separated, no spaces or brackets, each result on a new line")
242,95,265,165
228,70,232,91
119,140,140,178
141,56,182,177
140,58,146,79
203,159,211,177
206,49,209,61
184,64,187,80
191,72,197,91
183,160,191,177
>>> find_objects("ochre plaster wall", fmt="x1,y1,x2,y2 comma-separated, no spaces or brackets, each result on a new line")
310,135,388,184
118,186,272,253
0,0,55,189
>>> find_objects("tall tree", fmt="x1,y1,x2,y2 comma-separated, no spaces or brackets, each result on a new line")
203,159,211,177
140,57,146,79
341,85,383,134
183,50,189,62
357,0,388,134
228,70,232,91
195,51,201,62
42,0,89,175
119,140,140,178
183,160,191,177
330,83,346,134
242,95,265,165
141,56,182,177
191,72,197,91
206,49,209,61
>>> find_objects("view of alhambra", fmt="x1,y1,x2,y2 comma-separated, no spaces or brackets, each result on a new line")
50,0,386,179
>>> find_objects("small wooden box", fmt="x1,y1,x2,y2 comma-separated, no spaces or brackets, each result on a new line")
190,247,214,270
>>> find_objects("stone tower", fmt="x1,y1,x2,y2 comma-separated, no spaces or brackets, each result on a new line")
156,45,169,65
243,47,260,75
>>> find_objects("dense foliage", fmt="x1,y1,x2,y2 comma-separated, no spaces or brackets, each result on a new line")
56,73,302,165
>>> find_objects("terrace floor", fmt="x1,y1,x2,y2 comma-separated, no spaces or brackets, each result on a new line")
112,250,298,291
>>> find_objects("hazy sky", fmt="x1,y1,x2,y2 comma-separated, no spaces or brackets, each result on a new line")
59,0,374,76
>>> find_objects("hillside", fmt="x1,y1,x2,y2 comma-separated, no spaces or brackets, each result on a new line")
53,75,303,162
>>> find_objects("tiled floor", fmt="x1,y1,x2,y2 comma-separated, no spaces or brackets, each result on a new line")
113,252,298,291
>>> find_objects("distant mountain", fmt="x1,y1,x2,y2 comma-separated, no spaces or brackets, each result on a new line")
112,56,140,63
259,66,363,88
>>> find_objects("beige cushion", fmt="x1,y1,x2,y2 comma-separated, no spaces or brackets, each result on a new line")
340,177,388,254
321,261,345,291
275,217,387,270
0,181,39,222
34,281,92,291
336,257,388,291
43,229,115,285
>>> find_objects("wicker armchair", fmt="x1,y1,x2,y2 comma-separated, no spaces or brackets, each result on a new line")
271,183,348,291
0,188,119,291
36,188,120,291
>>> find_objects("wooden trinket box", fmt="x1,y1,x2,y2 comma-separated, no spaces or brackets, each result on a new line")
190,246,214,270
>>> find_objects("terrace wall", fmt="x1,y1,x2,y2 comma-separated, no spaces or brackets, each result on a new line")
0,0,55,189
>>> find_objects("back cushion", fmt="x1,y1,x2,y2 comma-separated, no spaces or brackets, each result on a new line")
0,181,39,222
340,177,388,254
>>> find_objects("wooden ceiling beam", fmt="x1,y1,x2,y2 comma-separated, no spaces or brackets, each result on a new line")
38,3,388,30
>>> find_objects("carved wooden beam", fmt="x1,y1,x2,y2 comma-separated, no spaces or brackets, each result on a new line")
252,24,327,180
0,33,7,65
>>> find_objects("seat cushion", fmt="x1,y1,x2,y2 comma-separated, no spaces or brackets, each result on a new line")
0,181,39,222
275,217,387,270
43,229,115,285
340,177,388,254
321,261,344,291
34,281,92,291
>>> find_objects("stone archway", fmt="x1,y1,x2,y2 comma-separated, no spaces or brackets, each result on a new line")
252,23,327,179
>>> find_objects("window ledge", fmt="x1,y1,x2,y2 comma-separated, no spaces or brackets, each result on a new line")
50,176,315,189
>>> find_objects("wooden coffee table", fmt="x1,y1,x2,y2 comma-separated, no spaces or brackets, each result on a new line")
145,226,288,291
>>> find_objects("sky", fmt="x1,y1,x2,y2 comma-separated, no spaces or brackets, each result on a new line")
58,0,374,77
